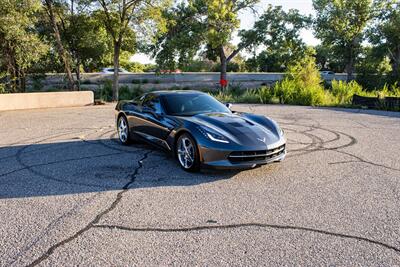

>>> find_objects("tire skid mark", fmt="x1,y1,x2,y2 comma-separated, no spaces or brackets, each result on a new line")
0,139,95,163
81,129,143,153
8,152,126,188
26,151,152,267
92,222,400,254
3,128,150,265
0,130,89,177
283,122,400,172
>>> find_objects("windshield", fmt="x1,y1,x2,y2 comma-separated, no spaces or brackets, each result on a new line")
161,93,231,116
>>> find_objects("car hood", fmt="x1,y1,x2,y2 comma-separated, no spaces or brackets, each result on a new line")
190,112,281,147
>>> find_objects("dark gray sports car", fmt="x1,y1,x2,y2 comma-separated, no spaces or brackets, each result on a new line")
115,90,286,172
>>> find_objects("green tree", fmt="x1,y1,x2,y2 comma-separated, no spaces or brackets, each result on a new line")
242,5,311,72
57,1,109,85
313,0,373,81
94,0,167,100
368,0,400,81
36,1,110,86
274,48,326,106
0,0,48,92
151,0,258,89
43,0,76,90
314,44,345,72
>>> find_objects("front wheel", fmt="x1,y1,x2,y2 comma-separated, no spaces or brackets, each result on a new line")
117,116,131,145
176,133,200,172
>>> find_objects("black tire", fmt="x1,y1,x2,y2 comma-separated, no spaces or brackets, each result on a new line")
117,116,131,145
176,133,200,172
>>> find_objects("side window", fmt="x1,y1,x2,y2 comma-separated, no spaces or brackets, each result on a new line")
143,95,163,114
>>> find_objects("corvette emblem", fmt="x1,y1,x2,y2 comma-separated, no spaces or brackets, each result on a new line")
257,137,266,143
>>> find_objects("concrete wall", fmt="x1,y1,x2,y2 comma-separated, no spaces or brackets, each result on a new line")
0,91,94,111
28,72,349,91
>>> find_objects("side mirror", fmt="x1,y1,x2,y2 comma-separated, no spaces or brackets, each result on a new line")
225,103,233,110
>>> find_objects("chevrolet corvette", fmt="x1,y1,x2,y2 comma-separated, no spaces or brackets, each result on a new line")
115,90,286,172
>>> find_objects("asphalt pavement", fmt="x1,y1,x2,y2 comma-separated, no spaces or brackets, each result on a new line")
0,104,399,266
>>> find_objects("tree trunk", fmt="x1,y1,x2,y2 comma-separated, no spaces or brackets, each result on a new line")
112,41,120,101
20,69,26,92
220,47,227,90
45,0,75,90
346,39,358,82
392,46,400,80
346,51,355,82
4,42,16,92
76,59,81,91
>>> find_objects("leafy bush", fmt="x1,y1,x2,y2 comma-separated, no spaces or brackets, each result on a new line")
131,86,144,98
0,84,5,94
81,79,92,85
258,86,275,104
100,80,113,101
131,79,141,84
273,51,326,106
212,91,235,103
331,80,363,104
31,74,46,91
236,89,260,103
118,86,132,100
381,82,400,97
227,82,243,96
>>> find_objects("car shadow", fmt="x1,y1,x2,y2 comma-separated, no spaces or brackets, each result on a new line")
0,137,239,199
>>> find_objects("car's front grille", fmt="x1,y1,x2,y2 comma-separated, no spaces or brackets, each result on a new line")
228,145,286,163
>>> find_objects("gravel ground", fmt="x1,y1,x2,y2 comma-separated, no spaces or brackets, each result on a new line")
0,104,399,266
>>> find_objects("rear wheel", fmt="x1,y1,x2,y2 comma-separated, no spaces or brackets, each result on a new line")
117,116,131,145
176,133,200,172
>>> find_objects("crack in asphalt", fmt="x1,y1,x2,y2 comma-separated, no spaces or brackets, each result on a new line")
93,223,400,254
5,193,101,267
25,151,152,267
330,149,400,172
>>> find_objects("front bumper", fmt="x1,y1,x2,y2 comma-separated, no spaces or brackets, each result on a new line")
198,140,286,170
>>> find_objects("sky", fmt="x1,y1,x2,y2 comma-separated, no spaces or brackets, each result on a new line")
131,0,318,64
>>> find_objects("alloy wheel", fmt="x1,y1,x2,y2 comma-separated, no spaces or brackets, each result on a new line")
177,136,195,169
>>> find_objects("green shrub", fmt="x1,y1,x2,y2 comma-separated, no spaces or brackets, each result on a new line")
131,79,141,84
273,50,326,106
118,86,132,100
0,84,6,94
236,89,260,103
331,80,363,104
227,82,243,96
81,79,92,85
212,91,235,103
142,79,149,84
100,80,113,102
391,82,400,97
381,82,400,97
31,74,46,91
258,86,275,104
131,86,144,98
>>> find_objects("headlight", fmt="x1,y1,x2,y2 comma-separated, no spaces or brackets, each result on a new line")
197,126,229,143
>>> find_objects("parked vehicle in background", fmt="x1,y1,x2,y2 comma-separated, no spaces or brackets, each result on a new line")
101,68,131,74
320,70,335,81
